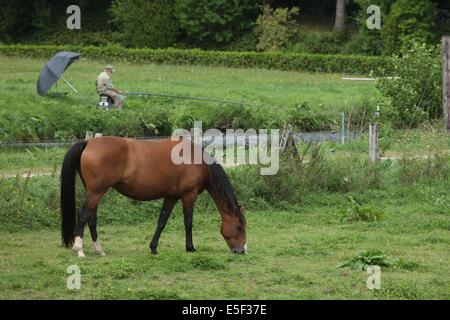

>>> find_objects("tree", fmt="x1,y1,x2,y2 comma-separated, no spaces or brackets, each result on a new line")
254,6,299,51
334,0,346,31
174,0,260,48
111,0,179,48
0,0,33,42
346,0,395,55
382,0,437,55
377,41,442,127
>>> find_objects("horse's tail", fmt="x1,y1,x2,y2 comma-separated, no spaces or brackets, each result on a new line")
206,161,239,214
60,141,87,248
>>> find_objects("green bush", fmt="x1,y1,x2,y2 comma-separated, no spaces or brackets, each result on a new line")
377,41,442,127
111,0,179,48
288,31,349,55
398,147,450,185
340,250,394,270
254,6,300,52
229,144,389,206
349,0,395,56
0,44,390,75
287,103,337,131
343,30,384,56
350,0,437,56
337,196,384,223
174,0,259,49
224,33,259,52
382,0,437,55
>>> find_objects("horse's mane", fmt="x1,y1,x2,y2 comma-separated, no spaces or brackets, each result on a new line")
206,160,240,216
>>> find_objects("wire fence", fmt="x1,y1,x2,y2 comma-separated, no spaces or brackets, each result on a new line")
0,131,362,150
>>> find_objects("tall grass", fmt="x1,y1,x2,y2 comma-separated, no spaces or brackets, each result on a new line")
2,137,449,232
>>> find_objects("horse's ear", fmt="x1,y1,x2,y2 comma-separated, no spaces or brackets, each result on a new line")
239,205,245,214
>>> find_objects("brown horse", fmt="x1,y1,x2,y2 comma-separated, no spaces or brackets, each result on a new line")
60,136,246,257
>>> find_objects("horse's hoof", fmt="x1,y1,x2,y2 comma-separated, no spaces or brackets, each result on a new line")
186,247,196,253
93,242,104,256
77,250,86,258
150,248,158,255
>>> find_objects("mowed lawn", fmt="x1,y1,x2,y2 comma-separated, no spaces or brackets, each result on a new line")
0,195,448,300
0,55,379,113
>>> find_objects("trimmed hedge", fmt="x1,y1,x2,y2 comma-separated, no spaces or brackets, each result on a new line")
0,44,390,75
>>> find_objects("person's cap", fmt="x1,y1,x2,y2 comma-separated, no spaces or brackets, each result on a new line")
105,64,115,72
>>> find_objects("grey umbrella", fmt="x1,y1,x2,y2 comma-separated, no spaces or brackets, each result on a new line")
37,51,81,96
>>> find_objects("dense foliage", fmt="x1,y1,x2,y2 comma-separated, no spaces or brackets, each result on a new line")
174,0,259,49
254,6,300,51
0,0,448,56
382,0,438,54
110,0,179,49
377,41,442,127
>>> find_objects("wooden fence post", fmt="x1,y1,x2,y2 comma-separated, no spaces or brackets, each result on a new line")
280,124,299,159
442,36,450,133
369,123,378,163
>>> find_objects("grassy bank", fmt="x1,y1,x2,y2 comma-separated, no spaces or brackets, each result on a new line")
0,55,380,141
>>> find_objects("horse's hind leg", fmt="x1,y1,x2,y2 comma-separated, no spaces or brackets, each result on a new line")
181,192,198,253
88,206,105,256
73,192,104,258
72,200,88,258
150,197,177,255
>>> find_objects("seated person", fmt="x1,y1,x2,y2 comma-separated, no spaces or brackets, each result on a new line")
96,65,125,109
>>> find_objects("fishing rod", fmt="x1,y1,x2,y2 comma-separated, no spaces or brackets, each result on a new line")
126,92,270,108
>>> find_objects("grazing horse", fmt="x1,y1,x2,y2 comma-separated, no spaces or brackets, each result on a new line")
60,136,247,258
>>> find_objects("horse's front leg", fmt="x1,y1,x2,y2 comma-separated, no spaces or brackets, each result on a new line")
181,192,198,253
150,197,177,255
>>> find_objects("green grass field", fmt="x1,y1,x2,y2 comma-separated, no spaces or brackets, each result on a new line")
0,153,449,300
0,56,379,110
0,189,448,300
0,55,380,141
0,56,449,300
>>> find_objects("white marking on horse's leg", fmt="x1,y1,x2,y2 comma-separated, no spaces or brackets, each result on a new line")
73,236,86,257
77,250,86,258
93,241,105,256
243,242,248,254
73,236,83,252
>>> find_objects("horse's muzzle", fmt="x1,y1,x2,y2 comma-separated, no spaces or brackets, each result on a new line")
231,243,247,254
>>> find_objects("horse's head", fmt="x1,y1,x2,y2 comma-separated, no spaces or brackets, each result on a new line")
221,205,247,254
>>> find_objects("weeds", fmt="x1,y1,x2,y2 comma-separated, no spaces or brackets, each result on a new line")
339,250,394,270
337,196,384,223
340,250,423,273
